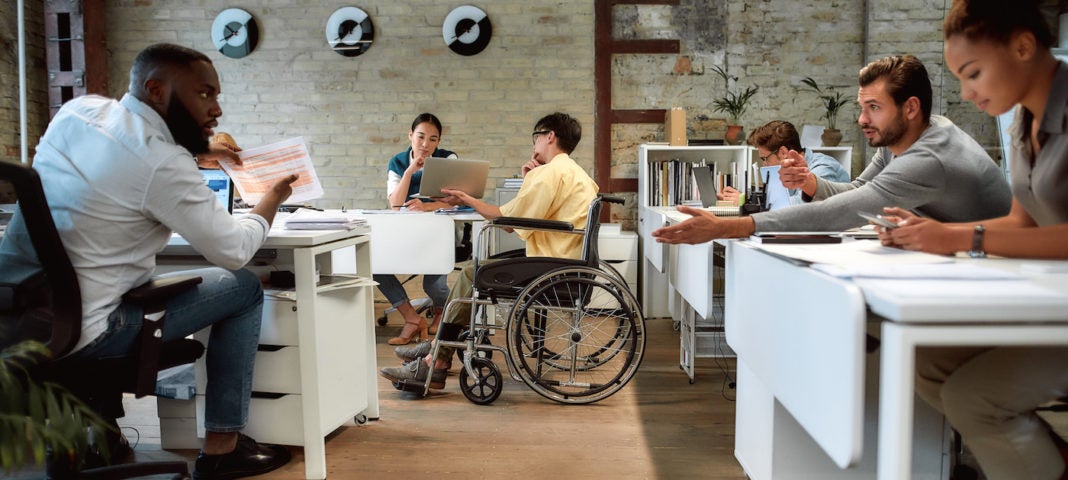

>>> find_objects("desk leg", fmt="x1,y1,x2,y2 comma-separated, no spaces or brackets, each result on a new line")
878,322,915,480
356,241,379,420
294,247,327,479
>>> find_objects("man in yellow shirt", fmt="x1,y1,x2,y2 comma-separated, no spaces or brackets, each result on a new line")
380,112,599,390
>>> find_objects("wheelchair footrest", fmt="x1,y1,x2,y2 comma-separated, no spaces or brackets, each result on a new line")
392,379,428,395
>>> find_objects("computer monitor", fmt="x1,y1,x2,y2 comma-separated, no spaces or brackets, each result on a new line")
200,168,235,213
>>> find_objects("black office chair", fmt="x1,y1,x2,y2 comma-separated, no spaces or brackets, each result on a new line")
0,161,203,479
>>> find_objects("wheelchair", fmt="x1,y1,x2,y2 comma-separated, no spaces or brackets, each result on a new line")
392,195,646,405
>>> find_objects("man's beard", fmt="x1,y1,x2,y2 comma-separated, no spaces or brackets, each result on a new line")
866,111,908,148
165,96,209,155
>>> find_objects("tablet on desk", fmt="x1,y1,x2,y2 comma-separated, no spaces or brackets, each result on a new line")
415,157,490,199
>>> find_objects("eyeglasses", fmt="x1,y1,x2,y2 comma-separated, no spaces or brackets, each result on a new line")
758,151,778,163
531,130,551,145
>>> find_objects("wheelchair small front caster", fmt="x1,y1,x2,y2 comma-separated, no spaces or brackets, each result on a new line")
459,357,503,405
456,330,493,364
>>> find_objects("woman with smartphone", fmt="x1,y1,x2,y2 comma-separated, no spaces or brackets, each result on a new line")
876,1,1068,478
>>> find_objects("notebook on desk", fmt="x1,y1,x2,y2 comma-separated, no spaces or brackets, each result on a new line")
200,168,235,213
415,157,490,199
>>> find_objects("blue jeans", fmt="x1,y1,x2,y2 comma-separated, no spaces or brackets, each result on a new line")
374,273,449,308
69,267,263,432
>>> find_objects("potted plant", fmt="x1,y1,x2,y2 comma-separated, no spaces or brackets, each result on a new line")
0,338,112,475
711,65,758,145
801,76,850,146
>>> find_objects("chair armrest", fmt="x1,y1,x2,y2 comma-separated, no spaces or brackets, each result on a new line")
491,216,574,232
122,275,203,312
122,275,202,398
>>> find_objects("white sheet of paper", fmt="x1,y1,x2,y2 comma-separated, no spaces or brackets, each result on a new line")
754,239,953,267
219,137,323,205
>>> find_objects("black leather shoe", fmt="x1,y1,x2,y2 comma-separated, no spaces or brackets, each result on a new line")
193,433,291,480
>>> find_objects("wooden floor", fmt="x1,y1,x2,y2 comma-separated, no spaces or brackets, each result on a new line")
104,303,747,479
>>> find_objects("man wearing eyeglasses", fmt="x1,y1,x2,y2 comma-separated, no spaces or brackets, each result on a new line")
380,112,599,391
653,55,1011,244
749,120,850,206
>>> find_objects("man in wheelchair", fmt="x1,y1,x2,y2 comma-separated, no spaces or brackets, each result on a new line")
379,112,599,391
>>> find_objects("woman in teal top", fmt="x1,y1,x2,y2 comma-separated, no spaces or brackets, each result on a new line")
377,113,456,345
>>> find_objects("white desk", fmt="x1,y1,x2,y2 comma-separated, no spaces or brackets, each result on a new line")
159,226,377,480
725,240,1068,479
330,210,483,275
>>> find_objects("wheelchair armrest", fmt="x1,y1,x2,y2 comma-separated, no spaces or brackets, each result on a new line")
122,275,203,312
491,216,574,232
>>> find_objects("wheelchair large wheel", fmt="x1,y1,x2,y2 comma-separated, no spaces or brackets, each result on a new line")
459,356,503,405
506,267,645,404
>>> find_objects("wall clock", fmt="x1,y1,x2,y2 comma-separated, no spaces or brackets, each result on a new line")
443,5,492,56
326,6,375,57
211,8,259,59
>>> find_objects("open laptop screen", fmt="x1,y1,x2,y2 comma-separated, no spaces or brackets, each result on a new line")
416,157,490,199
200,168,234,213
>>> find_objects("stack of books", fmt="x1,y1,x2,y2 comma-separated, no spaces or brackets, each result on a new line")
502,177,523,189
284,208,367,230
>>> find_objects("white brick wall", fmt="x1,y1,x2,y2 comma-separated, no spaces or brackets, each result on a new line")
3,1,1061,211
103,1,596,210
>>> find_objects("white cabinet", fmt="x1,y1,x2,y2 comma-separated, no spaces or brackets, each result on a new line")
493,186,525,254
598,228,638,295
157,229,377,480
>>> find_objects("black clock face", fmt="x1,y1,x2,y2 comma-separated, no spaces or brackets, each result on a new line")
211,8,258,59
326,7,374,57
443,5,491,56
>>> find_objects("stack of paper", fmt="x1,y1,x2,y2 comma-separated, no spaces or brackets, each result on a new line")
502,177,523,189
284,208,367,230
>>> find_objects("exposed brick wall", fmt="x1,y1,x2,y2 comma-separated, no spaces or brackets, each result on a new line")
102,1,596,210
3,1,1062,215
0,0,49,166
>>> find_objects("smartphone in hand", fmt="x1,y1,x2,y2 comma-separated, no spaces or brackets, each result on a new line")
858,211,899,229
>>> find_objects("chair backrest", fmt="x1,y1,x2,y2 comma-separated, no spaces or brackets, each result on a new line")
0,161,83,357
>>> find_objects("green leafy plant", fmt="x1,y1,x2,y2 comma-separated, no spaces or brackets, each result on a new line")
801,77,850,130
711,65,759,125
0,339,111,474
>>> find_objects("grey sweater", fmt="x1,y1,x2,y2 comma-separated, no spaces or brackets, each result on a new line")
752,116,1012,232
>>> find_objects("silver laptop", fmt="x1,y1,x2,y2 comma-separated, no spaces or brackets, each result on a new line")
415,157,490,199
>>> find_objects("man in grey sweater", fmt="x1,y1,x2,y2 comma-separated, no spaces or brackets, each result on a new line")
652,55,1012,244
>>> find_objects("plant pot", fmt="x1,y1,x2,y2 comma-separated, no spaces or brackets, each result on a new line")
821,128,843,147
724,125,745,145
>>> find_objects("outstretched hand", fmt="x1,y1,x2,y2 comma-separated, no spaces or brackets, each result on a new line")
777,150,810,189
651,205,725,244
